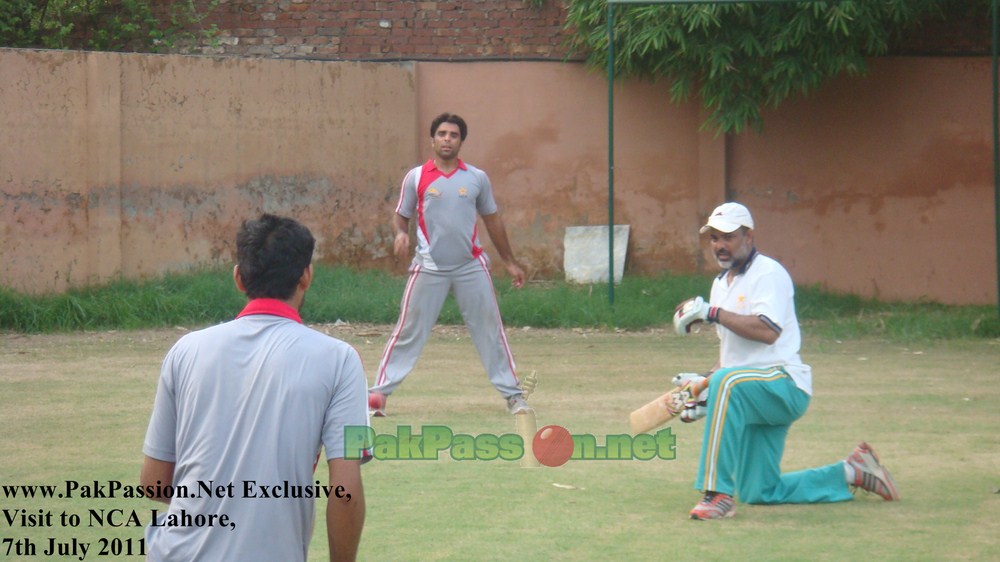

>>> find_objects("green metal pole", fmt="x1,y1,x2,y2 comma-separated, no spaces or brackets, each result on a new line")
994,0,999,315
607,3,616,306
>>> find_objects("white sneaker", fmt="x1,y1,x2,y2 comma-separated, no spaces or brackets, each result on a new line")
846,442,900,501
506,394,532,414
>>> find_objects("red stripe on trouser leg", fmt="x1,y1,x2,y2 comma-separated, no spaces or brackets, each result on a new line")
451,256,520,397
374,265,422,388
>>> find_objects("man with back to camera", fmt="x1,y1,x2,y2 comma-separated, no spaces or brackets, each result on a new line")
672,202,899,520
140,213,368,560
368,112,531,416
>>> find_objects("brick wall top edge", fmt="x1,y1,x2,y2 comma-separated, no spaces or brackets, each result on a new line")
186,1,989,59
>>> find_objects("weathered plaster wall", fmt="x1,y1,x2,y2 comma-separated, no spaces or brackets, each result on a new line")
730,57,994,304
415,61,718,278
1,49,995,305
2,50,418,291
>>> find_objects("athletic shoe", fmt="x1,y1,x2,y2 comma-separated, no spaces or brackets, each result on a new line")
689,491,735,520
506,394,532,414
368,392,387,417
846,442,900,501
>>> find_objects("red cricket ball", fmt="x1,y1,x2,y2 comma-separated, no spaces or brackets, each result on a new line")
532,424,574,467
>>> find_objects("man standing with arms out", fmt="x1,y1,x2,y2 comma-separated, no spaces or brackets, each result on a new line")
370,112,530,416
141,214,368,560
673,202,899,520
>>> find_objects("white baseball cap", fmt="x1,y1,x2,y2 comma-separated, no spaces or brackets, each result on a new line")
700,202,754,234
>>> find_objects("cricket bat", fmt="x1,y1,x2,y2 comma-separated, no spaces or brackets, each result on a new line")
629,378,708,434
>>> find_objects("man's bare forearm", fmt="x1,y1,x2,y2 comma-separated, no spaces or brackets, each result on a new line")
327,459,365,562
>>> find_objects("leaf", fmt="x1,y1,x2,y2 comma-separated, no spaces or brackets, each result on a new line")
563,0,947,134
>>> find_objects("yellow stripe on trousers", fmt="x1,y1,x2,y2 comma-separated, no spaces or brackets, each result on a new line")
704,367,789,492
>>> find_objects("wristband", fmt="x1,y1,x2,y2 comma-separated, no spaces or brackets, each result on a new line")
707,307,721,323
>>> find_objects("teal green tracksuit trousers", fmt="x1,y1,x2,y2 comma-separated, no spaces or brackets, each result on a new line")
694,366,854,504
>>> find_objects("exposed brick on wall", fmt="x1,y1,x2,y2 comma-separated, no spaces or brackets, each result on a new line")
181,1,988,60
193,0,578,60
892,10,993,56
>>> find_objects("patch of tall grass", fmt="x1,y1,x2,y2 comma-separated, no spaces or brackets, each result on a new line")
0,266,997,339
0,271,243,332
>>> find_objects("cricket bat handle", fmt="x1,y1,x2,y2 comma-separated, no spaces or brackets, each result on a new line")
629,377,708,434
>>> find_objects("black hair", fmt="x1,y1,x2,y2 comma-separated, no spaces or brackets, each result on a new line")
430,112,468,141
235,213,315,300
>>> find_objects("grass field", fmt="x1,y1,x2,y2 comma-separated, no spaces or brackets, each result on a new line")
1,324,999,561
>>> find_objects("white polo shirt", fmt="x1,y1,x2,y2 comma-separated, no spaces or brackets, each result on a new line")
143,299,369,562
710,250,813,395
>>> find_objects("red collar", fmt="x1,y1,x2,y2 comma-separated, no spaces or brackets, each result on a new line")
236,298,302,324
423,158,467,174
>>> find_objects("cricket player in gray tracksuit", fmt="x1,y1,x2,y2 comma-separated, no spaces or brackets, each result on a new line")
370,112,531,415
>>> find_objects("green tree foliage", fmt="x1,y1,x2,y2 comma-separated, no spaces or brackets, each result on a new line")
563,1,975,134
0,0,217,52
